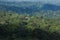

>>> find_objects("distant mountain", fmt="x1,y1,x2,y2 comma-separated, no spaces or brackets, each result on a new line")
41,4,60,11
0,1,60,13
0,1,60,17
0,1,43,14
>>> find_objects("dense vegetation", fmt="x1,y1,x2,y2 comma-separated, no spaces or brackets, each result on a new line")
0,11,60,40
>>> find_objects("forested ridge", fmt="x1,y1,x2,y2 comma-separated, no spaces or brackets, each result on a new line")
0,11,60,40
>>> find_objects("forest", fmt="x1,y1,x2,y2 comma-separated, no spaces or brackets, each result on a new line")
0,11,60,40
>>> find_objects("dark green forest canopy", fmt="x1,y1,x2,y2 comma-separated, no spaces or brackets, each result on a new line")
0,11,60,40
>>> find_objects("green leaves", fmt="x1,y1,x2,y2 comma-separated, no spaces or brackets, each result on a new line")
0,11,60,40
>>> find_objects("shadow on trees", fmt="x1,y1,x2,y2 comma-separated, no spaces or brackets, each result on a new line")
0,24,60,40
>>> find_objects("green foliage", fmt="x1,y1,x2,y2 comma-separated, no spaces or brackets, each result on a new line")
0,11,60,40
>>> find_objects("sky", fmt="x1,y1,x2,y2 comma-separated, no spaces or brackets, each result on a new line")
0,0,60,5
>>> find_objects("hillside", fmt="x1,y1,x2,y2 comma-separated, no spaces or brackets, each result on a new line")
0,1,60,40
0,11,60,40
